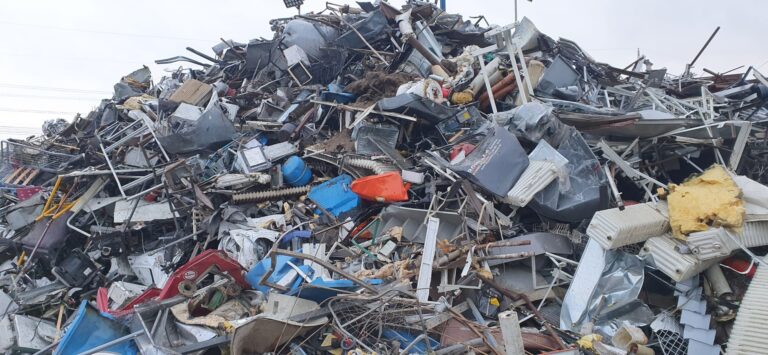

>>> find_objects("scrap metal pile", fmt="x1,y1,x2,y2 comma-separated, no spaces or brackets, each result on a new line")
1,1,768,354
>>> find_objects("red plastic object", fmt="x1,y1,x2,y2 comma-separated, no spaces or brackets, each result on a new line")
97,250,248,316
16,187,42,201
442,87,451,98
722,257,757,278
156,249,248,299
97,287,161,317
350,172,410,203
450,143,475,161
143,190,158,202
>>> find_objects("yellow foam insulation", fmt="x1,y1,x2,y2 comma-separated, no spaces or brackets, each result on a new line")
450,90,474,105
576,334,602,350
667,165,744,238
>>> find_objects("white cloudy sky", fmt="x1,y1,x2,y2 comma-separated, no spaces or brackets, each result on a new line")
0,0,766,137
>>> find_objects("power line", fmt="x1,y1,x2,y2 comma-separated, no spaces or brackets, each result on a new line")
0,108,80,115
0,83,111,95
0,51,149,65
0,20,212,43
0,93,105,101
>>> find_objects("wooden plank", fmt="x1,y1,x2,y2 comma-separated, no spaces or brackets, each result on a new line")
3,167,22,184
168,79,212,106
21,169,39,186
13,168,32,185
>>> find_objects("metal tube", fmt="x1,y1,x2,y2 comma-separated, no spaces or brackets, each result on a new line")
274,249,377,293
516,45,535,95
475,251,535,261
478,74,515,103
78,330,144,355
477,273,567,350
435,338,484,355
399,334,427,355
466,299,502,352
503,31,528,104
689,26,720,69
478,58,498,113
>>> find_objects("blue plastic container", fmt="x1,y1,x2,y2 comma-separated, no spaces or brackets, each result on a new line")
287,278,384,302
307,174,360,217
246,254,312,293
282,156,313,186
55,301,137,355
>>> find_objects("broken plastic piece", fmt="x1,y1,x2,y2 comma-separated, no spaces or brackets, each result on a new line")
350,172,410,202
55,301,137,355
308,174,360,217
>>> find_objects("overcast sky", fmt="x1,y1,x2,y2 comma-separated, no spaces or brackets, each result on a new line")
0,0,766,137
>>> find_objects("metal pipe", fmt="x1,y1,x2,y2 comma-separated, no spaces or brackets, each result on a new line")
186,46,219,63
445,307,501,355
336,13,389,66
435,338,484,355
399,334,427,355
273,249,378,293
480,80,518,109
503,31,528,104
466,299,502,352
475,251,535,261
396,9,449,75
470,57,500,95
78,330,144,355
478,58,498,113
688,26,721,71
477,273,567,350
478,74,515,104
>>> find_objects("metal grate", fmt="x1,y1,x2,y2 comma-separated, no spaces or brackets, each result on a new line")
655,329,689,355
618,242,644,255
651,312,689,355
1,140,78,173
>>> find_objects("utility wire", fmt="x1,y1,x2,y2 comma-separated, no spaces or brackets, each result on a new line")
0,83,110,95
0,108,80,115
0,93,104,101
0,20,212,43
0,51,148,65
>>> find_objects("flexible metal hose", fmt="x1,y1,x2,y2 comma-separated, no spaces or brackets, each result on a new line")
345,158,398,175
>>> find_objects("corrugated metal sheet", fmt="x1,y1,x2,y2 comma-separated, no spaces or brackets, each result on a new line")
727,256,768,355
587,202,669,250
640,236,722,282
505,160,558,207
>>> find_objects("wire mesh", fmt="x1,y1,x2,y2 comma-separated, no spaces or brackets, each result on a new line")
327,291,433,353
1,140,78,173
655,329,688,355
